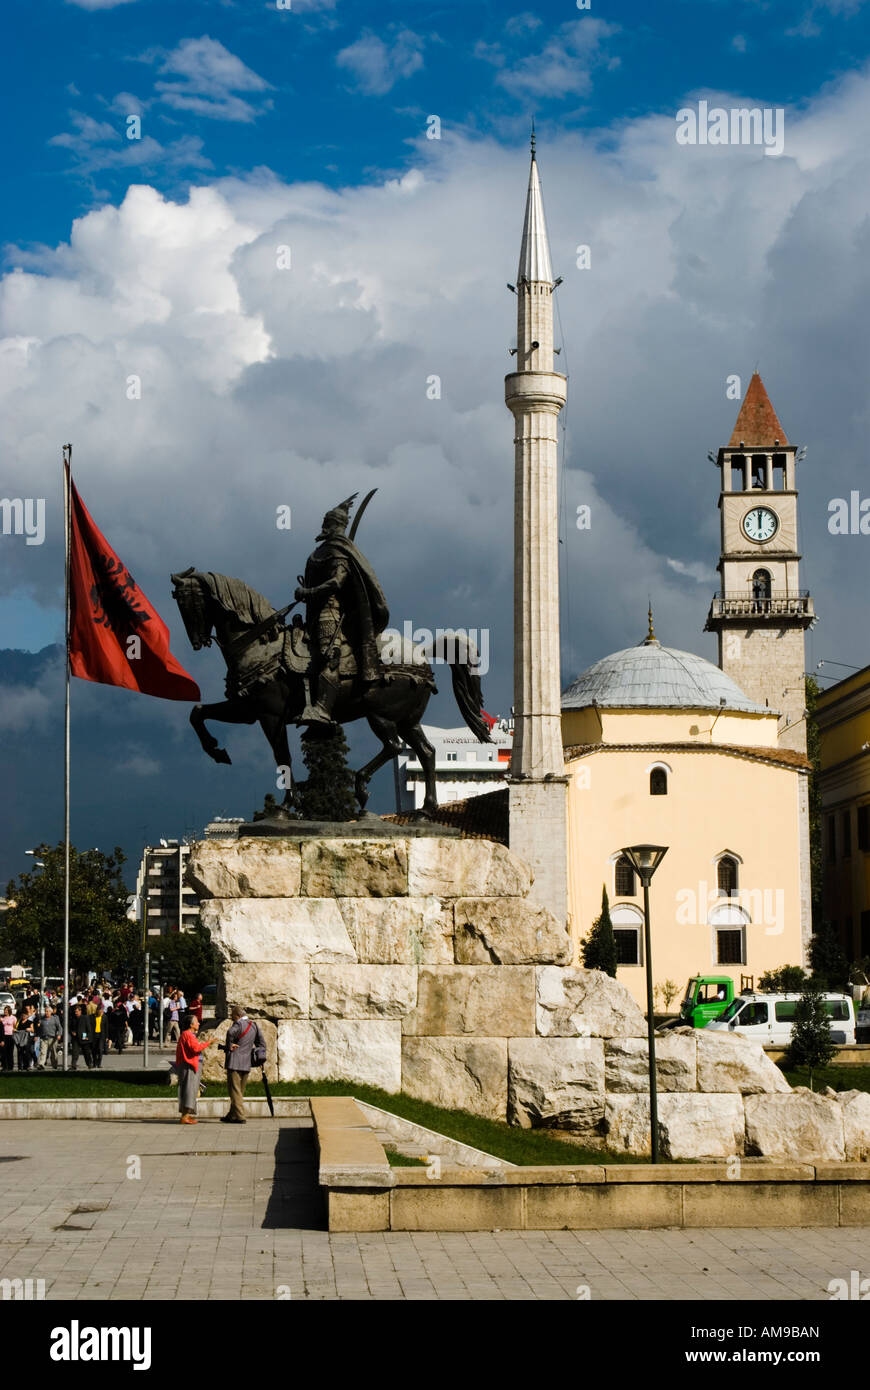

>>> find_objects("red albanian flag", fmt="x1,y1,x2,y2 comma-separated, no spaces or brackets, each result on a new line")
68,478,200,701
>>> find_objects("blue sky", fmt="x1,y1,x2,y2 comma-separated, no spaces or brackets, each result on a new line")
4,0,870,881
5,0,870,255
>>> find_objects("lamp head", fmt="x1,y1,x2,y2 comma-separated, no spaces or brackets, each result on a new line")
621,844,668,885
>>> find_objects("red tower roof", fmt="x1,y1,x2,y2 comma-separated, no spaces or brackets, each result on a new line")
728,372,789,448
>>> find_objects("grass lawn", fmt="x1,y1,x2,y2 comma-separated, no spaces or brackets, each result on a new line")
780,1064,870,1093
0,1072,644,1166
385,1149,427,1168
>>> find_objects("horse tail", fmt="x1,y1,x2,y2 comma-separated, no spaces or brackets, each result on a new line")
424,630,492,744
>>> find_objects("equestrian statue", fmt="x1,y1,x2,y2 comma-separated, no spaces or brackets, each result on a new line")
170,491,491,821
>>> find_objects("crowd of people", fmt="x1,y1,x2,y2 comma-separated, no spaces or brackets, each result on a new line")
0,979,206,1071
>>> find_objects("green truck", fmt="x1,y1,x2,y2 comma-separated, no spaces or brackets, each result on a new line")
677,975,738,1028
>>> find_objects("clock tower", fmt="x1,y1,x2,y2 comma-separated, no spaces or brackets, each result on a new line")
705,372,815,754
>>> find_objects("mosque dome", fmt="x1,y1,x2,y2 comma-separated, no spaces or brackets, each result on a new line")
561,635,771,715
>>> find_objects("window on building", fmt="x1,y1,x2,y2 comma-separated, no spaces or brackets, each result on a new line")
772,453,787,490
827,816,837,863
649,767,668,796
858,805,870,852
717,929,745,965
730,455,746,491
717,855,739,896
842,813,852,859
752,569,771,601
614,929,641,966
614,856,637,896
445,753,457,762
751,454,767,489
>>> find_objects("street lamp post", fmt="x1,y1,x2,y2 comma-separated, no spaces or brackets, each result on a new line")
620,844,668,1163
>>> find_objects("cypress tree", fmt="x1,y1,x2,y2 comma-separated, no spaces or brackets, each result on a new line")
786,979,837,1090
809,920,849,991
582,885,619,978
297,725,357,822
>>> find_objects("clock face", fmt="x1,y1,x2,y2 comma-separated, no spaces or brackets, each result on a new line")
742,506,778,543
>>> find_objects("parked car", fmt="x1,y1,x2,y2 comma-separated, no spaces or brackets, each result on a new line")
857,1003,870,1044
706,991,856,1046
0,992,15,1013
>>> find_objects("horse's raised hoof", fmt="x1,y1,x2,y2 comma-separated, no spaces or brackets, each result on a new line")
209,748,232,765
410,808,435,823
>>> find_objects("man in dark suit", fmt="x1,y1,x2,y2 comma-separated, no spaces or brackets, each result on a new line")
222,1005,257,1124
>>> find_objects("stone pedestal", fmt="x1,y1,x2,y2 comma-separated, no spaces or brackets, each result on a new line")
188,834,809,1160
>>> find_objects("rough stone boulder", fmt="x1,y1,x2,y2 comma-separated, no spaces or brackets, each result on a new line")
401,1037,507,1121
201,898,357,965
604,1034,697,1092
278,1019,401,1091
336,898,452,964
658,1093,745,1160
402,965,535,1036
744,1089,846,1162
408,838,532,898
535,967,646,1038
603,1093,746,1158
187,838,301,899
222,963,308,1019
309,964,417,1020
198,1016,279,1085
301,840,408,897
508,1037,605,1131
454,899,570,965
694,1027,791,1094
834,1090,870,1161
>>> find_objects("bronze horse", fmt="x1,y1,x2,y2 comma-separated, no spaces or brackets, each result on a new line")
170,568,491,819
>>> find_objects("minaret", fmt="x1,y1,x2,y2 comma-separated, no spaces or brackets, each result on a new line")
705,372,814,754
505,134,569,923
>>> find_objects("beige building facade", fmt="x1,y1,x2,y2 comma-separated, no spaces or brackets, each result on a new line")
816,666,870,962
561,629,812,1008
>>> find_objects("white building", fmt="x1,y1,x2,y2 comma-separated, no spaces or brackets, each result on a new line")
395,721,512,812
133,841,199,938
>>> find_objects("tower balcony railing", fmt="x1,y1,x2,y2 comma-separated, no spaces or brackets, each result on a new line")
708,591,814,619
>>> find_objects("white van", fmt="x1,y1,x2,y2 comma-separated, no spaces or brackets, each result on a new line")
705,991,856,1046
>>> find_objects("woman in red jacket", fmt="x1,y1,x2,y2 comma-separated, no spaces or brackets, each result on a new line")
176,1015,213,1124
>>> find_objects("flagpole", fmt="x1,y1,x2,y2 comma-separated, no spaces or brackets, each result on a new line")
62,445,72,1073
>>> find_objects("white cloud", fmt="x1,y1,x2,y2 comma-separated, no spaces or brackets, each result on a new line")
494,18,620,100
336,29,424,96
65,0,139,8
666,559,715,584
117,751,161,776
152,36,273,123
731,34,748,53
6,65,870,737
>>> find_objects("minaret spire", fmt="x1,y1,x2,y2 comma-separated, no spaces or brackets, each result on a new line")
505,137,569,923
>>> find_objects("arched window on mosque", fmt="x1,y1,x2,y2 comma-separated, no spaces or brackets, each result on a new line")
614,855,637,897
717,855,739,897
649,766,668,796
752,569,771,601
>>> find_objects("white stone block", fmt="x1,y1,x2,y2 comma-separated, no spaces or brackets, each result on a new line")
277,1020,402,1091
201,898,357,964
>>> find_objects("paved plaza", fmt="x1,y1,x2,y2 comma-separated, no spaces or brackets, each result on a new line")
0,1119,862,1301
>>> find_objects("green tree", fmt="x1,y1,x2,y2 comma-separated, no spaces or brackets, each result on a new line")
297,725,357,821
582,885,618,977
786,979,837,1089
809,920,849,991
155,921,217,998
2,842,140,979
758,965,809,993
